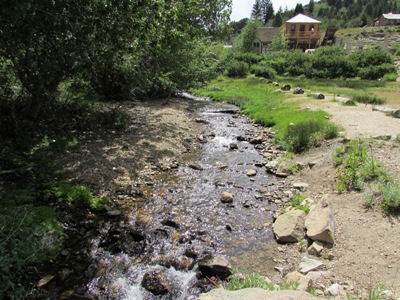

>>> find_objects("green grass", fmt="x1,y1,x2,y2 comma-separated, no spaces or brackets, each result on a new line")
288,193,310,214
192,76,338,152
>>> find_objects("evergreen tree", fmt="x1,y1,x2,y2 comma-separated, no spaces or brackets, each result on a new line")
308,0,315,13
252,0,262,19
272,8,283,27
294,3,305,15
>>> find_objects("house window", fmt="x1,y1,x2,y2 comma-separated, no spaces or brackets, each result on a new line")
300,25,305,31
291,24,296,31
309,25,314,32
253,42,260,48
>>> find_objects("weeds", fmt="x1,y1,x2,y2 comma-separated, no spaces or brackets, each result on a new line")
225,272,276,291
288,193,310,214
352,94,386,105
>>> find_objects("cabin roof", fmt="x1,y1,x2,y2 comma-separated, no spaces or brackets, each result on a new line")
382,12,400,20
286,13,321,24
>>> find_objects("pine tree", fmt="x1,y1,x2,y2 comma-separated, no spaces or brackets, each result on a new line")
308,0,315,13
272,8,283,27
252,0,262,19
294,3,305,15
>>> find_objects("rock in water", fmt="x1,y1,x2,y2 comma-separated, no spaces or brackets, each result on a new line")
198,256,232,280
142,269,171,295
221,192,234,204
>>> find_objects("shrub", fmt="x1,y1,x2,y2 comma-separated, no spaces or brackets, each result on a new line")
352,94,385,105
343,100,357,106
284,120,339,153
357,63,397,80
380,180,400,212
225,272,276,291
226,60,249,78
383,73,398,81
228,52,263,65
254,66,277,79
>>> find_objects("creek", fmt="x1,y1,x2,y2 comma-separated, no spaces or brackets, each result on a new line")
55,96,284,299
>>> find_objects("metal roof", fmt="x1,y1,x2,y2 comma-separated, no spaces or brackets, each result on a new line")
286,13,321,24
383,12,400,20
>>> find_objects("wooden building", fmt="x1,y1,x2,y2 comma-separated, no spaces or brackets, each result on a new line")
252,27,280,54
284,14,321,50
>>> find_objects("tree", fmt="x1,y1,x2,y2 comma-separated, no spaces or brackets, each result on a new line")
308,0,315,13
235,18,262,52
252,0,262,19
252,0,274,25
294,3,305,15
272,9,283,27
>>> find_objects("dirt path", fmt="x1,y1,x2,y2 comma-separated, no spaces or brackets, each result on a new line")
285,95,400,297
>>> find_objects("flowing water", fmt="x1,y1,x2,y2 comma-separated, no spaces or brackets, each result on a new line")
83,96,281,299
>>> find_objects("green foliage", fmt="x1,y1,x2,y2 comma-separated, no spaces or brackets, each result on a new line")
380,180,400,212
343,100,357,106
357,63,397,80
254,66,277,79
234,18,262,53
225,272,276,291
334,141,388,193
288,194,310,214
227,52,263,65
226,60,249,78
0,205,62,299
352,94,386,105
284,120,339,153
46,182,108,209
383,73,398,81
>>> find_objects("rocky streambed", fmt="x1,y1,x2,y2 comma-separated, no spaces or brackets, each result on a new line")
34,95,310,299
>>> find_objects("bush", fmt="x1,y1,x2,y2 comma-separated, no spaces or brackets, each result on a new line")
254,66,277,79
352,94,386,105
226,60,249,78
357,63,397,80
228,52,263,65
343,100,357,106
284,120,339,153
380,180,400,212
383,73,398,81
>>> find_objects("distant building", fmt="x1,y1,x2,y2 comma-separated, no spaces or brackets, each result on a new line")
376,12,400,26
252,27,280,54
284,14,321,50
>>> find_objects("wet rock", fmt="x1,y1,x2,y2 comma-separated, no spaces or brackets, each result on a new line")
299,257,325,274
142,269,171,295
236,135,247,141
305,201,334,244
198,256,232,280
189,163,204,170
272,210,306,243
229,142,238,150
221,192,234,204
106,210,122,217
246,169,257,177
161,219,180,229
250,135,264,145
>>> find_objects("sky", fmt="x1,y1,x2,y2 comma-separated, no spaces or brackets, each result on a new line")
230,0,311,21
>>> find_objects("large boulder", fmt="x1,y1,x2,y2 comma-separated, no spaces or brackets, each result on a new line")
141,269,171,295
197,288,316,300
272,210,306,243
198,256,232,280
284,271,313,292
305,201,334,244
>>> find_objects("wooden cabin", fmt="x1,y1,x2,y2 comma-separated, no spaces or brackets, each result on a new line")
284,14,321,50
252,27,280,54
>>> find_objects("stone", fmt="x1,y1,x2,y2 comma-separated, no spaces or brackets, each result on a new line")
142,269,171,295
106,210,122,217
316,93,325,99
250,135,264,145
324,283,340,296
272,210,306,243
305,201,335,244
229,142,238,150
299,257,325,274
161,219,180,229
198,256,232,280
276,163,289,177
281,84,291,91
246,169,257,177
393,110,400,118
188,163,204,170
293,182,309,191
284,271,312,292
197,288,316,300
293,87,304,94
307,241,324,256
221,192,234,204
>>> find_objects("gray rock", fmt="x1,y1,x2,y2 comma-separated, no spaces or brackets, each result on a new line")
393,110,400,118
281,84,291,91
250,136,264,145
305,201,335,244
198,256,232,280
324,283,340,296
293,182,309,191
188,163,204,170
293,87,304,94
197,288,316,300
221,191,234,203
142,269,171,295
272,210,306,243
276,163,289,177
299,257,325,274
246,169,257,176
229,142,238,150
107,210,122,217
